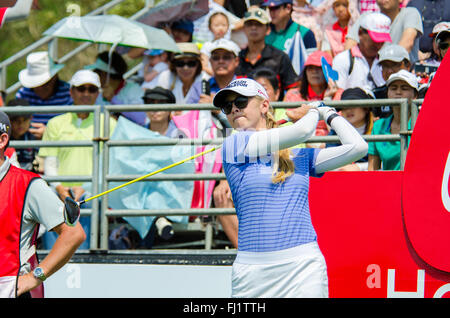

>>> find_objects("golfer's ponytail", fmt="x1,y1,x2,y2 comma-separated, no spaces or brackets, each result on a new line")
265,107,295,184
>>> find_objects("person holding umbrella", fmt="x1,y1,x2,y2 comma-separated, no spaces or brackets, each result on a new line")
85,51,146,126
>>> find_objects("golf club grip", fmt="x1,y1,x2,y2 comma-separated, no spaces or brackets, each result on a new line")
83,145,221,203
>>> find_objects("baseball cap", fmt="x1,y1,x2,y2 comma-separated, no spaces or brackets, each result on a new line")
360,12,392,43
436,28,450,43
304,50,333,68
244,7,270,25
429,22,450,37
386,70,419,91
0,111,11,138
143,87,176,104
378,44,410,63
209,38,241,56
261,0,293,7
173,42,200,59
341,87,374,100
70,70,101,88
143,49,164,56
85,57,119,75
213,78,269,109
171,20,194,35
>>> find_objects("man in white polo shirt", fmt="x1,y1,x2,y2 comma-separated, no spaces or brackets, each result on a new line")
333,12,391,91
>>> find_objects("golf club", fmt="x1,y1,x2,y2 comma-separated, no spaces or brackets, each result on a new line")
63,145,221,226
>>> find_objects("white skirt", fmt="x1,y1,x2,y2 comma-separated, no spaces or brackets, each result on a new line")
231,241,329,298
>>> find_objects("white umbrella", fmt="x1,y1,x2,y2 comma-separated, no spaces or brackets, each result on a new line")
43,14,180,53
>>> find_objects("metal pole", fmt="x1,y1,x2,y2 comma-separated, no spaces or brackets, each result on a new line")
89,107,101,249
400,99,409,170
100,109,111,249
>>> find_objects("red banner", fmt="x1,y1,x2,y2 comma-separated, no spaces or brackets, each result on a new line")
309,54,450,298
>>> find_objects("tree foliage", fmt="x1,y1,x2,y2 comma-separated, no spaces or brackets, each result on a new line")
0,0,146,98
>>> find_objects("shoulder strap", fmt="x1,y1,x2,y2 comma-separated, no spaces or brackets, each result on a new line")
348,49,354,75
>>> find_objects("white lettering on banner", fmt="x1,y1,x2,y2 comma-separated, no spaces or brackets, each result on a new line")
66,264,81,289
441,152,450,212
366,264,381,288
387,269,425,298
434,284,450,298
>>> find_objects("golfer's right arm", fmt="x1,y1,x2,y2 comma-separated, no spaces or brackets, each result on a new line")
16,179,86,296
17,222,85,296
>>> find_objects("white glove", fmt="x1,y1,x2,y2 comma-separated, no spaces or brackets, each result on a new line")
317,105,337,122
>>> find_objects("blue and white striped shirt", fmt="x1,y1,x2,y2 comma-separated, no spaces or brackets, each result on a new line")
222,130,323,252
15,79,73,125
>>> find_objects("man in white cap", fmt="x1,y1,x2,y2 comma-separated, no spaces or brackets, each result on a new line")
345,0,423,64
372,44,411,117
187,38,241,105
16,51,72,139
333,12,391,90
0,110,86,298
38,70,117,250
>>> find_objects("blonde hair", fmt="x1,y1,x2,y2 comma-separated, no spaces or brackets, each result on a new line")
263,102,295,184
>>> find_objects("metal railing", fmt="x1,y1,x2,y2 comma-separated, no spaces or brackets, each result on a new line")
3,98,421,250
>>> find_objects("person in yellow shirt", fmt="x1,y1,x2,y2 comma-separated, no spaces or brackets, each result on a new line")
38,70,117,249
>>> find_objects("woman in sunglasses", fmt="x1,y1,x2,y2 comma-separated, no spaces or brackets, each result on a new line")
213,78,367,297
157,42,203,111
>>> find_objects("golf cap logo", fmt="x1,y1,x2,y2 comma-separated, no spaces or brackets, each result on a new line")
0,123,9,134
227,80,249,89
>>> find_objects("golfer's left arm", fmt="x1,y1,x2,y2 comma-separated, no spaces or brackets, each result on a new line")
314,107,368,174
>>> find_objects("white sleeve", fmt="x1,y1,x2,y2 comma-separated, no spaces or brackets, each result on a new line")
332,52,350,89
44,156,60,187
314,115,368,174
244,109,319,158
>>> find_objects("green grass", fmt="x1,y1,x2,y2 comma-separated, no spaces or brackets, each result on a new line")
0,0,146,101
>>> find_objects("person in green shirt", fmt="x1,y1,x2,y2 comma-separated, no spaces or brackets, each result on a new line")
368,70,417,171
263,0,317,56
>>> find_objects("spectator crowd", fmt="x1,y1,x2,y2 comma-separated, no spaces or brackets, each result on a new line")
2,0,449,250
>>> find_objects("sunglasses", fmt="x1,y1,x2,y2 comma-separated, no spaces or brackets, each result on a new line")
211,54,235,61
438,41,450,50
74,85,99,93
174,60,198,68
221,95,250,115
244,9,265,18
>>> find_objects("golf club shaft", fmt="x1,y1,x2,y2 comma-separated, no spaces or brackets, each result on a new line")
80,145,221,205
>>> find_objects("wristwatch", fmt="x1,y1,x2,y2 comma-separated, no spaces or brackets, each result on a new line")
32,267,46,282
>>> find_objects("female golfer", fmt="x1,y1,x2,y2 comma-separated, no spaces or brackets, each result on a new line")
213,78,368,297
